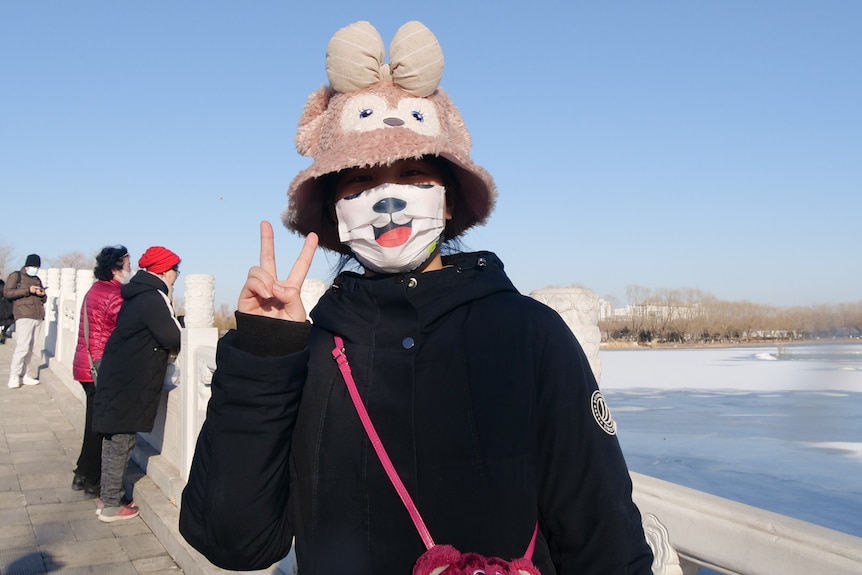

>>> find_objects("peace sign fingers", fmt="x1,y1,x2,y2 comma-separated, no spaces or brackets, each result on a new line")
237,222,318,321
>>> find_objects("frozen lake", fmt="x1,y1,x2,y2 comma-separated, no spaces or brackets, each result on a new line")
598,343,862,538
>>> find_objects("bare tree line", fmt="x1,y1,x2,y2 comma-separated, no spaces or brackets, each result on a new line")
4,244,859,343
600,285,862,345
0,245,92,278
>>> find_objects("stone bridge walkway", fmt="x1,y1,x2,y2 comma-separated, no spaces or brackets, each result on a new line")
0,335,183,575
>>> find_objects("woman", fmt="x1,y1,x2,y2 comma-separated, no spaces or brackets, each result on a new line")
71,245,131,496
180,21,653,574
93,246,182,522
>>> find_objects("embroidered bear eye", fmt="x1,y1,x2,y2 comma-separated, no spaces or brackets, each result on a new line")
360,109,374,119
411,111,424,122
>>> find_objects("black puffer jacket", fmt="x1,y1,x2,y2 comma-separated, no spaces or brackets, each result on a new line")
180,252,653,575
93,270,181,434
0,280,14,327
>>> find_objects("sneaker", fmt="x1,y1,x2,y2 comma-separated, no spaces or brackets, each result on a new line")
98,502,139,523
7,378,20,389
22,376,40,386
95,497,134,516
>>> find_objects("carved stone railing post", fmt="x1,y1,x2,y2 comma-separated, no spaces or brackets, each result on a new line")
56,268,78,365
642,513,687,575
42,268,61,360
180,274,219,480
70,269,95,372
529,287,603,382
75,269,94,314
301,279,327,320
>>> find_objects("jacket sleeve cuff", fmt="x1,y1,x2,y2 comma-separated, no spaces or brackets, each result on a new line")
234,311,311,357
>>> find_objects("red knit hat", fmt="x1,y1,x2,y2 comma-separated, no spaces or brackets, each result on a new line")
138,246,180,274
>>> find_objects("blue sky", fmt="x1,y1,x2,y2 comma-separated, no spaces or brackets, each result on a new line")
2,1,860,309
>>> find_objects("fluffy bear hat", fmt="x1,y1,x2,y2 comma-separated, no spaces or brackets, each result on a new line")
282,21,496,253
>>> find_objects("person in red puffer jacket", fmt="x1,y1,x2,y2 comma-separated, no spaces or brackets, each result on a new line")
71,246,132,497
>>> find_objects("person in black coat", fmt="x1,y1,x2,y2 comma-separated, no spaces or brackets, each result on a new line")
180,21,653,574
93,246,181,522
0,278,14,344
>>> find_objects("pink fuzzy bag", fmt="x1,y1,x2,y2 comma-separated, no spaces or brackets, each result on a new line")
412,543,541,575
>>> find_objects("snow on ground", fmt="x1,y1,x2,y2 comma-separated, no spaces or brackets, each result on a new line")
804,442,862,462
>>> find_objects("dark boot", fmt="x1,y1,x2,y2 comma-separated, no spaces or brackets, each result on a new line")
84,481,101,498
71,472,87,491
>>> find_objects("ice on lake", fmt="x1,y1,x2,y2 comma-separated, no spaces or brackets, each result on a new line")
598,343,862,538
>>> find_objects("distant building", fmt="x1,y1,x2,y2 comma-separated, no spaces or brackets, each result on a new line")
597,299,704,321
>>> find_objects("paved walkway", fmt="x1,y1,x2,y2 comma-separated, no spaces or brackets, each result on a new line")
0,336,183,575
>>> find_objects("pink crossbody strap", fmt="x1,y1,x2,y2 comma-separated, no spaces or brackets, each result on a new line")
332,336,436,549
332,336,538,559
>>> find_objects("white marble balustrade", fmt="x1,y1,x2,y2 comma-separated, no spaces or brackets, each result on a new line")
35,269,862,575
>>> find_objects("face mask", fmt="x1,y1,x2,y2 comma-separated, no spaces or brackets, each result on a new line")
25,267,39,277
117,269,133,284
336,182,445,274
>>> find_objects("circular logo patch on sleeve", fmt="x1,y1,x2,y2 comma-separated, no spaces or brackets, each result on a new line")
591,390,617,436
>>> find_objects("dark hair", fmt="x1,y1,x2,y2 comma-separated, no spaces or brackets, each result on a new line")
93,245,129,281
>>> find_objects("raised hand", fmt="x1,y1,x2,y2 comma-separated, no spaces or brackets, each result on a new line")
238,221,318,322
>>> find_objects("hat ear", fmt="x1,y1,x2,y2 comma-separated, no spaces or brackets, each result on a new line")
295,85,336,157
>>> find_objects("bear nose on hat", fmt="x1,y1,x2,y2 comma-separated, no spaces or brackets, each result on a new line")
383,117,404,126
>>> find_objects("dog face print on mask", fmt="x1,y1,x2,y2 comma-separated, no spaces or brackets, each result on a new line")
336,182,445,274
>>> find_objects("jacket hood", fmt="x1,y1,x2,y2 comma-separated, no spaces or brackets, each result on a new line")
122,270,168,300
310,251,518,341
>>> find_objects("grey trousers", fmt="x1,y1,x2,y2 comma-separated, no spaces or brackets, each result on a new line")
8,318,41,380
100,433,136,506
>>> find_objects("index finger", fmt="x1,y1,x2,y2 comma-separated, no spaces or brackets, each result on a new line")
259,221,277,277
284,232,319,289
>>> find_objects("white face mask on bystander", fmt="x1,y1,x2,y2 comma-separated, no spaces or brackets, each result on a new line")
336,182,446,274
25,267,39,277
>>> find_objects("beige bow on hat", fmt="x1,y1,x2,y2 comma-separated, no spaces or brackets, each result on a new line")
326,20,444,97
